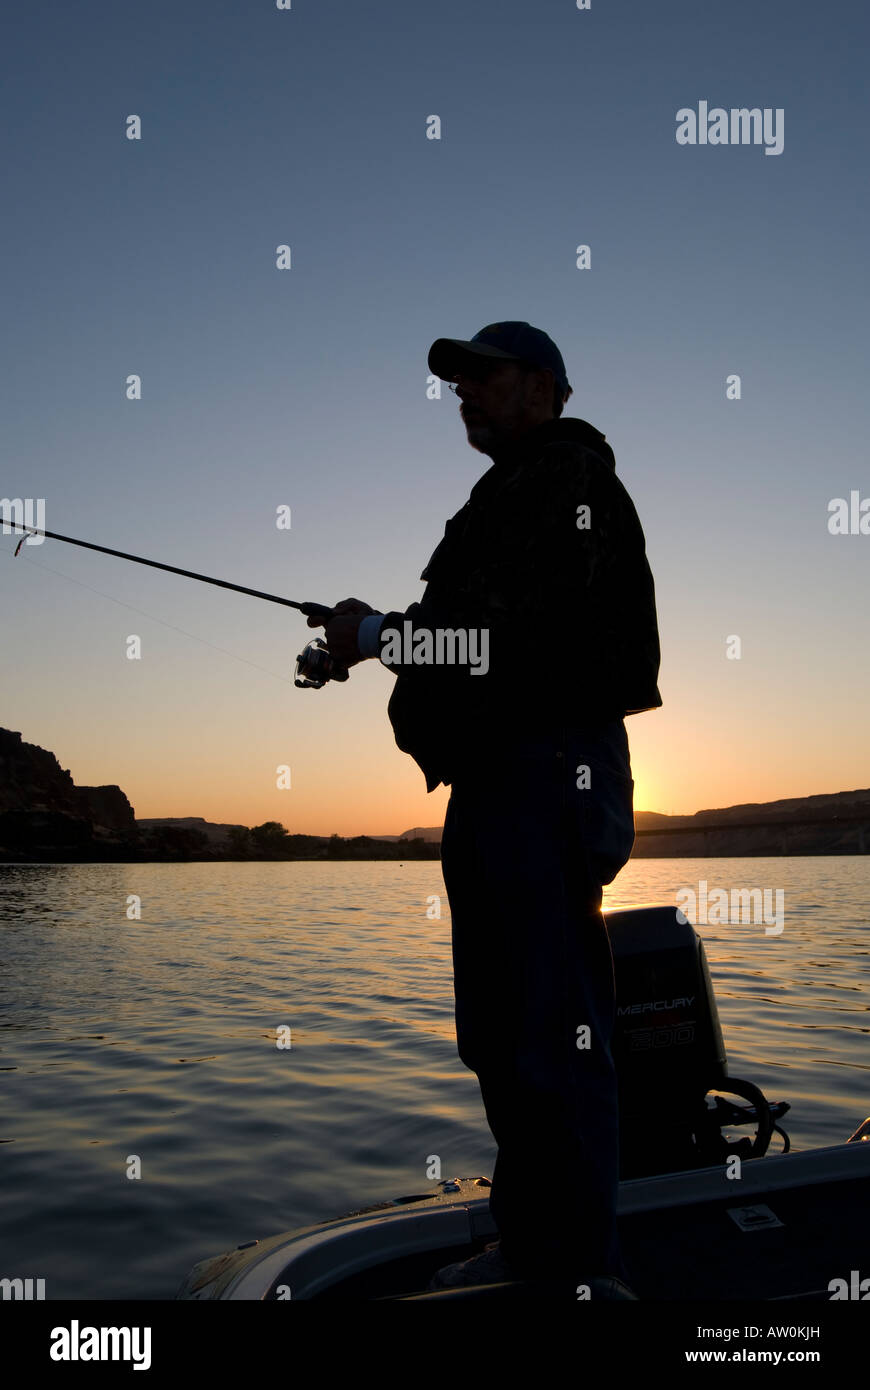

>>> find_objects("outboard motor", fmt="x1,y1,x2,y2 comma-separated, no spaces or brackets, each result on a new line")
605,905,788,1179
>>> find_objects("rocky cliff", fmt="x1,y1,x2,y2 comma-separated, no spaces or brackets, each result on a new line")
0,729,137,857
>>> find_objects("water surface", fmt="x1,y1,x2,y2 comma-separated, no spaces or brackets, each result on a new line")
0,857,867,1298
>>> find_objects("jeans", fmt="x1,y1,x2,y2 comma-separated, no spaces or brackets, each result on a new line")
439,719,635,1283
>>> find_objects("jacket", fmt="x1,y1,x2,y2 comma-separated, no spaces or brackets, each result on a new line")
378,416,662,791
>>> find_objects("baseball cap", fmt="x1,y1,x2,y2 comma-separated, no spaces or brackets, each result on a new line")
428,321,571,398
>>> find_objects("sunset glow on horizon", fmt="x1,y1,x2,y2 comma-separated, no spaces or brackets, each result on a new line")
2,2,867,838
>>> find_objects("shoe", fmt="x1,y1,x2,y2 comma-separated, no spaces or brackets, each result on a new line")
427,1240,516,1291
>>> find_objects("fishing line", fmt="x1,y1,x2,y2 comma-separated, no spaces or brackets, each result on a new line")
2,520,346,688
6,548,291,685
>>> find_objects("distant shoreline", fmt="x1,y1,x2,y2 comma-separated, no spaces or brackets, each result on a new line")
2,728,869,863
2,848,868,866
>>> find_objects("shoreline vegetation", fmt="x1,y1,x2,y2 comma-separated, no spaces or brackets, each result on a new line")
118,822,441,863
1,728,868,863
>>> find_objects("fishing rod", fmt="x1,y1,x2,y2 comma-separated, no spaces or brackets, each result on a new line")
4,519,346,689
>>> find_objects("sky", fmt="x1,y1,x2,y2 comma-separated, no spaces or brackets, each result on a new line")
1,0,868,836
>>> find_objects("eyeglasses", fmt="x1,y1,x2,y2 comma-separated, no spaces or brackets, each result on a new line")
446,359,530,392
447,367,497,393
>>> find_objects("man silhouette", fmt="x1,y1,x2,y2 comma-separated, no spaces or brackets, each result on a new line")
309,322,662,1293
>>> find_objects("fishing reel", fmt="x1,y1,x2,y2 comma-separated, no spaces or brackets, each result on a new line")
294,638,350,690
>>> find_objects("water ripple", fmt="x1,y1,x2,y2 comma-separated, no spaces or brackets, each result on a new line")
0,856,867,1297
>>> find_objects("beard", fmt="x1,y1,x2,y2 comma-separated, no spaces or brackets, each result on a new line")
463,411,510,458
464,422,495,454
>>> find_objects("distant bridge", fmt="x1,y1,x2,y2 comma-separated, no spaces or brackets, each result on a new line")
634,812,869,854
